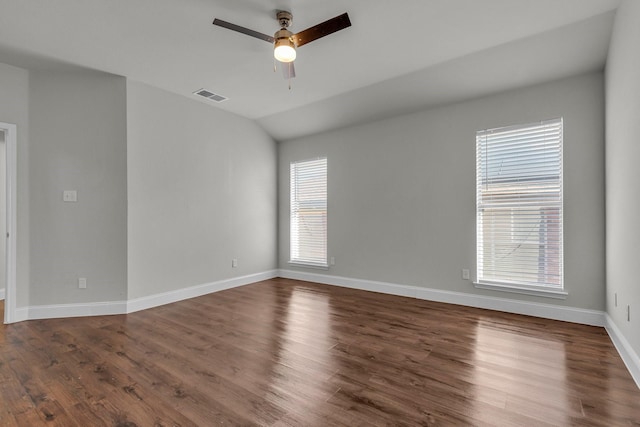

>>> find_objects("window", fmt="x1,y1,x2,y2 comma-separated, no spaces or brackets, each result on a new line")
476,118,563,294
290,158,327,267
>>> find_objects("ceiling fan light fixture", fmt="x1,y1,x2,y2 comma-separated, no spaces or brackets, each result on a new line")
274,30,296,63
274,42,296,62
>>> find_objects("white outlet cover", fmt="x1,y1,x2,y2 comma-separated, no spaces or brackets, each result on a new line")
63,190,78,202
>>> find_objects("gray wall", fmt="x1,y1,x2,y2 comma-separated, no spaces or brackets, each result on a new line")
605,0,640,356
279,72,605,311
126,81,277,300
0,62,277,310
29,70,128,304
0,62,30,307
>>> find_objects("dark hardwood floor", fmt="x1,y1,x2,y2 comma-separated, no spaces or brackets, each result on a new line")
1,278,639,426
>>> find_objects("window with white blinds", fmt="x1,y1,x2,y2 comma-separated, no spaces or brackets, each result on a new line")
290,158,328,267
476,118,563,290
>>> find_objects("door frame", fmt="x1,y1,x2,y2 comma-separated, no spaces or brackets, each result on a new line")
1,122,17,324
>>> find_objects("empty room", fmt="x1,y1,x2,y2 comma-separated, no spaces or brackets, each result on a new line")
0,0,639,425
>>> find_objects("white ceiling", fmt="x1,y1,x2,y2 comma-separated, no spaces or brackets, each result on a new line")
0,0,621,141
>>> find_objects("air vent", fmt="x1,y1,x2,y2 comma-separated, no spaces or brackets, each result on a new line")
193,88,228,103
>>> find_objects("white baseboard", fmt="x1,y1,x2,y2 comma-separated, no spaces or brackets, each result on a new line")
7,269,606,327
605,314,640,389
278,269,605,326
24,301,127,320
126,270,279,314
14,307,29,322
0,287,4,300
14,270,279,322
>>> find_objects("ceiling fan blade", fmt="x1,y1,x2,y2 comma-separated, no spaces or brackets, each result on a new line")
291,13,351,48
213,18,275,43
281,62,296,80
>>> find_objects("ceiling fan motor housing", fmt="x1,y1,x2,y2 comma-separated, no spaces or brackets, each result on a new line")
274,28,294,44
276,11,293,28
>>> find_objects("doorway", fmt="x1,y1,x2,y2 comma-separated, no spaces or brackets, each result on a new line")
0,122,17,324
0,129,5,308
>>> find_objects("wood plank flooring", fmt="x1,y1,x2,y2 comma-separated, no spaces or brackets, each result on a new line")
1,278,639,426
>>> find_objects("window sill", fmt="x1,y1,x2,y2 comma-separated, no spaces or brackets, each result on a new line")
474,281,568,300
288,261,329,270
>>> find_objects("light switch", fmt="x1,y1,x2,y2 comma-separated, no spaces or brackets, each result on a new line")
63,190,77,202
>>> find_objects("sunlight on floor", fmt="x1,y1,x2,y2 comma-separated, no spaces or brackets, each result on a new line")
266,287,336,412
471,319,571,425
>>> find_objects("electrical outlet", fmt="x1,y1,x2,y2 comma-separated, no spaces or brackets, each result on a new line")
330,257,335,266
232,259,238,268
462,269,470,280
615,293,618,307
628,305,631,322
78,277,87,289
63,190,78,202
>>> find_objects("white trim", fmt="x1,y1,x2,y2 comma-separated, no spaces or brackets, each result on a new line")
24,301,127,320
1,123,17,324
0,288,4,300
13,270,279,322
474,281,568,299
126,270,278,313
605,314,640,389
288,261,329,270
278,269,604,326
13,306,28,322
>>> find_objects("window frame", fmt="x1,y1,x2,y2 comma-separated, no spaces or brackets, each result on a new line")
475,118,567,299
289,157,328,269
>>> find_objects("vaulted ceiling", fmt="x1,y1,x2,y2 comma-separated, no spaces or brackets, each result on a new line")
0,0,621,140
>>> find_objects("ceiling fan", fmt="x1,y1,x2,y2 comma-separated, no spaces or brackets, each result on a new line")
213,11,351,81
